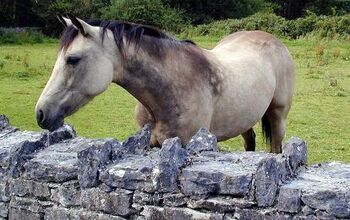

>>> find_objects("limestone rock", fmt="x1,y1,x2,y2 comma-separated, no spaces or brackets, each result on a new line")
277,186,301,213
139,206,224,220
0,202,8,218
81,187,134,217
282,137,307,173
133,190,163,206
24,138,113,182
0,181,10,202
9,178,51,199
0,115,10,131
42,124,76,145
186,128,218,155
122,124,152,154
45,207,126,220
163,193,188,207
100,155,155,192
155,137,188,193
255,156,279,207
78,139,122,188
180,154,256,197
188,196,256,212
285,162,350,218
0,130,43,176
50,180,81,207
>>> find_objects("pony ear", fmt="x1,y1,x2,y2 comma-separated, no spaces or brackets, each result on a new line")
57,14,72,27
67,14,94,37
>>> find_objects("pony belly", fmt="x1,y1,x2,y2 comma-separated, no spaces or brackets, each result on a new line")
211,116,259,142
210,91,273,142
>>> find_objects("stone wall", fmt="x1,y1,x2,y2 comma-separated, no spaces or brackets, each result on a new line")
0,114,349,220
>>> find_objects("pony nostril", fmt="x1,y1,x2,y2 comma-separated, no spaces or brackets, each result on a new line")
37,109,45,124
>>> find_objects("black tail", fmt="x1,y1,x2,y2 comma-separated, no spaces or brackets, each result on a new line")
262,114,272,145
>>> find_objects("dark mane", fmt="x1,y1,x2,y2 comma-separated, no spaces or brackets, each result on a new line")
60,19,193,54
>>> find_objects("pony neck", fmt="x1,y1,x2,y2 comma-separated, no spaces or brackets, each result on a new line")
115,39,218,122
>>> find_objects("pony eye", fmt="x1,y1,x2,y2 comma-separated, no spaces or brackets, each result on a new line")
66,56,81,66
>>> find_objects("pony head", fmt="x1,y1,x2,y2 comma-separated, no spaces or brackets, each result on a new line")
35,15,118,131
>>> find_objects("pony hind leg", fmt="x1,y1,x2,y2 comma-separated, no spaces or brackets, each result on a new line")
264,106,288,153
242,128,256,151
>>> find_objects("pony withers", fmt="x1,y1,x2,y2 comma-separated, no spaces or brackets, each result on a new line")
35,15,294,153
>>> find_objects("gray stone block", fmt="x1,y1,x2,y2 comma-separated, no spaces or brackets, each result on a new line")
155,137,188,193
24,137,112,182
9,178,51,199
8,197,54,220
100,155,156,192
133,190,162,206
282,137,307,173
102,138,186,193
233,208,292,220
78,139,122,188
180,154,256,196
0,115,10,131
81,187,134,217
275,154,292,184
50,180,81,207
0,202,8,218
286,162,350,218
44,206,69,220
45,207,127,220
42,124,76,145
188,196,256,212
122,124,152,154
255,156,279,207
0,124,75,178
163,193,188,207
0,182,10,202
186,128,218,155
277,186,301,213
140,206,224,220
9,207,42,220
0,130,43,176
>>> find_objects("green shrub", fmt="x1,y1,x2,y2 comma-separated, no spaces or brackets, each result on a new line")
100,0,189,32
181,13,287,38
181,13,350,39
0,29,45,45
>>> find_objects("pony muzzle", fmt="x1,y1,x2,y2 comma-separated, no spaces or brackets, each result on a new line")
35,107,64,131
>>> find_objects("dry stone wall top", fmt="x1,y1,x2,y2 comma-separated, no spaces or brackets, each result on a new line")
0,114,349,220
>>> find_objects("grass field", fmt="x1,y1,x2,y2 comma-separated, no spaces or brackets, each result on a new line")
0,36,349,164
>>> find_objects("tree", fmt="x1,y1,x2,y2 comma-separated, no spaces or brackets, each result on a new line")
0,0,15,27
163,0,269,24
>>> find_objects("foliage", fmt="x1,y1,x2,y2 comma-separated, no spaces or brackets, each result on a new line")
32,0,99,36
0,0,42,27
100,0,188,31
163,0,273,25
0,28,46,44
267,0,350,19
181,13,350,39
1,0,349,37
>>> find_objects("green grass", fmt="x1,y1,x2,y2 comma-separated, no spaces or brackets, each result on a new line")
0,37,349,164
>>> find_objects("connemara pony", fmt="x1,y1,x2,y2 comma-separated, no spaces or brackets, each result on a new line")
35,15,294,153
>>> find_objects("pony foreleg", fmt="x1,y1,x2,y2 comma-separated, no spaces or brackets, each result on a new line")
242,128,256,151
135,102,159,146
